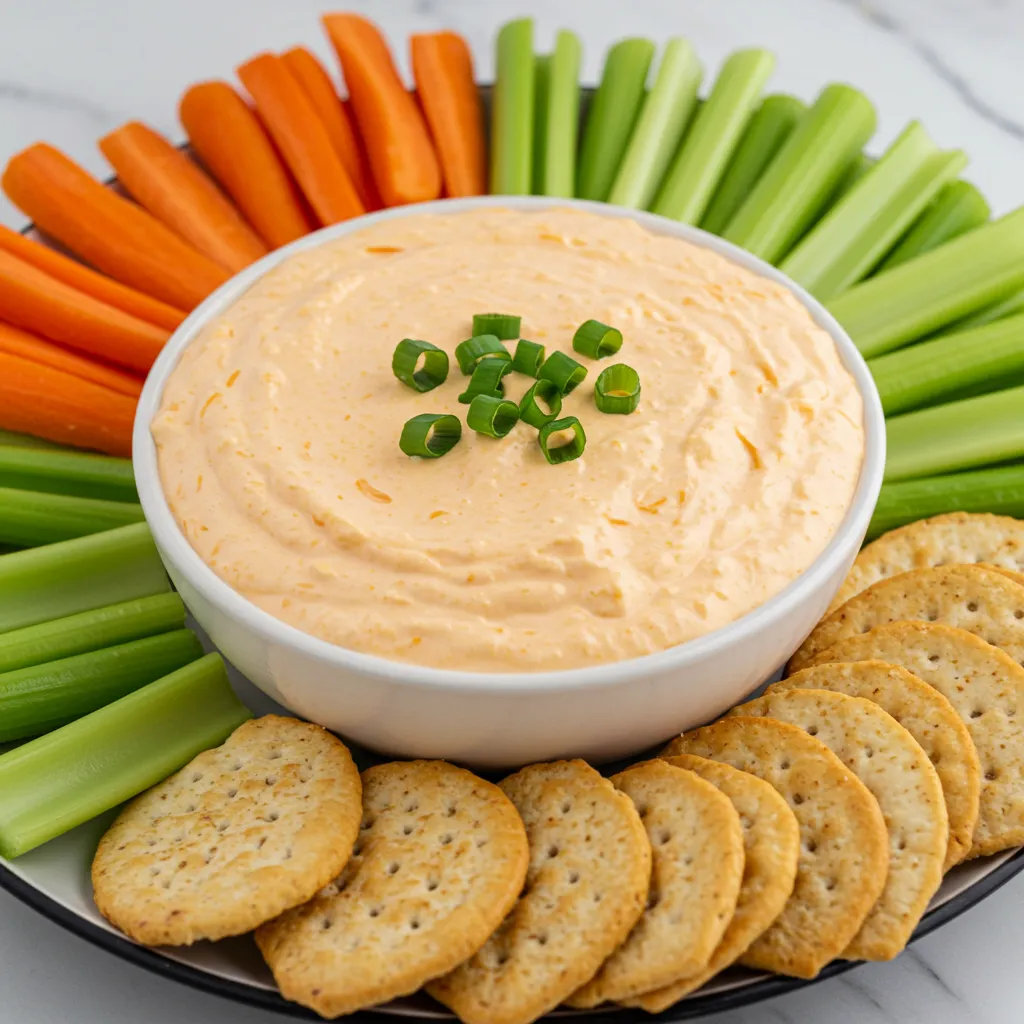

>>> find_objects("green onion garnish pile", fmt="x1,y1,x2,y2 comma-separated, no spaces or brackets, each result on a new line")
391,313,641,463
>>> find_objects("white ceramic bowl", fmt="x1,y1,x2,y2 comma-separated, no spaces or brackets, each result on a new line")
134,195,885,769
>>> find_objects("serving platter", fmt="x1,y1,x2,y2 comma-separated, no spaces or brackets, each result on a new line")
1,76,1022,1024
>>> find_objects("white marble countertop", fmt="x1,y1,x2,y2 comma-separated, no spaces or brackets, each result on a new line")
0,0,1022,1021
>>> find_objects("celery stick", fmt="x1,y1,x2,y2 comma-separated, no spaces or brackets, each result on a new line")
577,39,655,201
0,522,169,632
532,54,550,193
491,18,535,195
0,430,67,451
828,207,1024,358
947,286,1024,334
885,385,1024,482
0,593,185,674
0,445,137,503
0,629,205,742
607,38,702,210
0,487,144,548
723,84,876,264
868,464,1024,540
700,93,805,235
877,179,989,272
653,49,775,224
869,312,1024,416
533,30,581,197
0,653,250,858
780,122,967,300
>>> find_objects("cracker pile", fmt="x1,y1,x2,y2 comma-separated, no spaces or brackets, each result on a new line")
88,512,1022,1022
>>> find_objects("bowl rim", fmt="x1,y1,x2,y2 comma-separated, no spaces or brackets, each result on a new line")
133,194,886,693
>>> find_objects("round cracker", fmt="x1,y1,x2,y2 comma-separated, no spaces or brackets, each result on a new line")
805,622,1024,858
427,760,651,1024
625,756,800,1013
664,717,888,979
91,715,362,946
829,512,1024,612
256,760,528,1018
790,564,1024,674
730,689,947,961
567,760,744,1007
767,660,980,869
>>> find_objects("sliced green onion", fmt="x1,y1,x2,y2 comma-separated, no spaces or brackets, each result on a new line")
399,414,462,459
0,653,250,859
868,464,1024,541
391,339,449,393
0,487,145,548
538,350,587,395
0,446,137,502
723,84,877,264
491,18,535,194
512,339,546,377
877,179,990,273
538,416,587,464
533,29,582,197
653,48,776,224
472,313,521,340
700,93,806,235
454,334,511,375
577,38,656,202
607,37,703,210
595,364,642,414
467,395,519,438
572,320,624,359
459,359,512,404
518,379,562,428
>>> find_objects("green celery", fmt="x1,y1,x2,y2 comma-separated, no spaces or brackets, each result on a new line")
607,38,703,210
723,84,876,264
827,207,1024,358
576,39,655,201
700,93,805,235
878,179,989,272
0,431,67,451
830,152,875,203
0,522,169,633
780,122,966,300
0,653,250,859
0,593,185,674
491,18,535,194
885,385,1024,482
0,629,205,742
948,287,1024,334
0,487,144,547
653,48,775,224
0,445,137,502
868,464,1024,540
869,312,1024,416
532,54,550,193
533,30,581,197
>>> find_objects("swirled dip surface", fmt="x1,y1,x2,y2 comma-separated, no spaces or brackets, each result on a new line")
153,208,864,673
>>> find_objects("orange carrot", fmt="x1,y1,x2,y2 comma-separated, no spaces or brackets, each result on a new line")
281,45,381,211
0,225,186,331
2,144,228,310
99,121,267,274
237,52,365,226
0,321,142,399
0,249,167,373
322,13,442,207
411,32,486,197
0,351,136,457
179,81,314,249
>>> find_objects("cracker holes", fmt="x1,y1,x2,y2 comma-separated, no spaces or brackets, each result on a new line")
792,794,804,805
445,804,458,818
864,748,875,759
387,861,401,875
410,918,421,931
546,844,560,859
779,759,791,771
970,709,984,719
568,871,580,885
284,847,293,861
265,811,280,823
985,769,998,781
321,918,333,931
161,880,172,890
928,654,940,663
496,951,511,967
265,776,278,786
360,818,374,832
656,830,671,845
227,788,238,799
185,804,196,813
147,839,158,847
824,878,837,891
440,834,454,847
535,933,548,946
967,601,979,613
402,824,414,836
231,762,242,772
404,801,419,814
805,839,818,854
268,750,282,760
217,821,229,833
191,772,203,783
476,837,489,848
740,815,754,830
369,906,382,918
257,837,267,850
593,892,603,903
897,838,907,852
426,879,439,892
807,725,819,736
1015,609,1023,620
561,800,573,814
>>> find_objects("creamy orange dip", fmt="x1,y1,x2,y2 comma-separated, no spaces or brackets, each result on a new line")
153,208,864,673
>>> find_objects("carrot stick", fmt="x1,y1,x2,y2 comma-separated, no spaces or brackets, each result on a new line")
0,250,167,373
178,81,314,249
237,53,365,226
322,13,442,207
0,352,136,457
99,122,267,275
410,32,486,197
280,46,381,211
0,322,142,399
2,144,228,310
0,225,186,332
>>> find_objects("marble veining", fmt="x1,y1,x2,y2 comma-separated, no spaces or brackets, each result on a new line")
0,1,1022,1021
